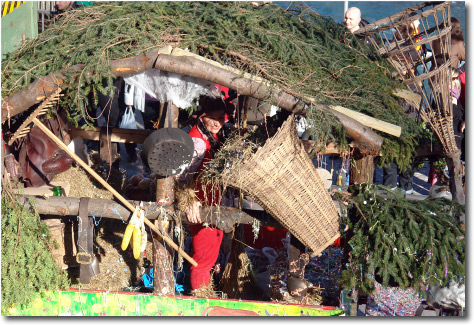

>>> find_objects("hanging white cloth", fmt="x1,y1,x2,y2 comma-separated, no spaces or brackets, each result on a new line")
123,69,217,109
124,82,146,113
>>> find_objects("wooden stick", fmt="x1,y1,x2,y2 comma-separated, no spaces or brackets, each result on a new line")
32,117,198,267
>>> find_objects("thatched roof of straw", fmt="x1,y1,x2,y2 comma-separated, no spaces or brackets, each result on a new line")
1,1,421,165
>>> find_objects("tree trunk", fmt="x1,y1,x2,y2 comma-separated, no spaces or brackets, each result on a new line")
447,154,465,205
152,232,175,295
349,152,374,185
152,175,176,295
152,102,179,295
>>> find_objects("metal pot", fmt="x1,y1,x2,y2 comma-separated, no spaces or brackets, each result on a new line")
287,276,308,300
141,127,194,177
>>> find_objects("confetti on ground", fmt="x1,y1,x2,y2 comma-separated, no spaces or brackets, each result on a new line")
304,246,344,305
365,281,422,316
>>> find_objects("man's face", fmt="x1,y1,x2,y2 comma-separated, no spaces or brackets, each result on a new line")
344,10,361,33
56,1,72,11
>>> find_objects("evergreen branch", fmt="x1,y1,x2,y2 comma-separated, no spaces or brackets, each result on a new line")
12,217,21,259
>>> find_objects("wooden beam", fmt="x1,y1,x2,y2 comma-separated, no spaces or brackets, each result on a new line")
328,110,383,156
154,54,307,115
153,102,178,295
70,127,153,143
19,195,279,233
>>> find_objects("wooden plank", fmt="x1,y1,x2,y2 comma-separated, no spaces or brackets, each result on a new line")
70,127,153,143
392,88,422,106
328,105,402,138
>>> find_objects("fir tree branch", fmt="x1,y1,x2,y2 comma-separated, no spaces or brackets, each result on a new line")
12,217,21,259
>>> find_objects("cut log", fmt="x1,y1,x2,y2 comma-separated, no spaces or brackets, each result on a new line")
349,152,375,185
328,110,383,156
18,195,277,233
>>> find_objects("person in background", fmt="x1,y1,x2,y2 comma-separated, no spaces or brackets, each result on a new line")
177,96,233,291
433,17,465,70
55,1,90,13
55,1,75,12
344,7,369,34
344,7,362,34
451,68,465,163
458,63,465,110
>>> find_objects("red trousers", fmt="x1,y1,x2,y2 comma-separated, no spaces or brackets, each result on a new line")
188,224,223,290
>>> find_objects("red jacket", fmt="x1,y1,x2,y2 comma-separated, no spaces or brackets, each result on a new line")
188,125,223,206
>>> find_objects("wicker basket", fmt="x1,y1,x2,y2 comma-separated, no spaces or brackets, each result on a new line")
222,115,340,256
355,1,459,155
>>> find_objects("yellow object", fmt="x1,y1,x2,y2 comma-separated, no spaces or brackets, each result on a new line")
413,28,421,51
1,1,25,17
121,206,139,251
121,223,134,251
132,228,141,259
337,175,343,187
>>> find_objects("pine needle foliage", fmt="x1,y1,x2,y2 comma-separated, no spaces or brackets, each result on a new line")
334,184,465,296
2,1,420,165
1,191,70,314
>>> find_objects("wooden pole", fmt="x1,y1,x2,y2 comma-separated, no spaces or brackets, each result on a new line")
20,195,273,231
153,102,179,295
349,152,375,185
446,153,465,205
31,117,198,267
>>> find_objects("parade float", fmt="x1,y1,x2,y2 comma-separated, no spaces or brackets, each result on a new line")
1,1,464,316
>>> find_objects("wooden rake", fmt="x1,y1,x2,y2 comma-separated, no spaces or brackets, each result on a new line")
9,88,197,267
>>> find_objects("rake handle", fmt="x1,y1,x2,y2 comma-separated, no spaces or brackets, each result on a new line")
32,118,197,267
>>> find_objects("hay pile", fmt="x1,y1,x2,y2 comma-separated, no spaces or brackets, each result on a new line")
53,159,149,291
54,166,114,200
68,219,154,292
53,152,126,200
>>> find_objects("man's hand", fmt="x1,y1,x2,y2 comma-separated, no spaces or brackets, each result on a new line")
186,201,202,223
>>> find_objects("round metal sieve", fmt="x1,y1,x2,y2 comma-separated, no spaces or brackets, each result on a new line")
141,127,194,177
